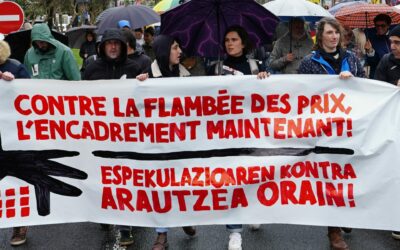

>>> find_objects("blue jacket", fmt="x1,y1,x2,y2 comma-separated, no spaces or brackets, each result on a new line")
0,59,30,79
298,50,365,78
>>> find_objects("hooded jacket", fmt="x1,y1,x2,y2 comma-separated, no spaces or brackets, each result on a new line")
24,23,80,80
0,40,30,78
84,29,141,80
149,35,190,78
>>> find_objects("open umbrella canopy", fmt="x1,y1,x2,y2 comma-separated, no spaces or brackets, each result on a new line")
65,25,97,49
153,0,182,12
335,3,400,28
328,1,367,16
4,29,68,64
160,0,279,57
263,0,333,22
96,5,160,34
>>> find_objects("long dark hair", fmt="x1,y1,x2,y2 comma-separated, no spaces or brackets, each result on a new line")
223,25,253,55
153,35,180,77
313,17,344,51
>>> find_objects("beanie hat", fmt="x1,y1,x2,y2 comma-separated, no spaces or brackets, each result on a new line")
389,25,400,38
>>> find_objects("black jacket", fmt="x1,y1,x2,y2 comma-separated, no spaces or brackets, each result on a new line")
79,41,97,60
83,29,141,80
127,51,151,73
374,53,400,85
79,40,96,70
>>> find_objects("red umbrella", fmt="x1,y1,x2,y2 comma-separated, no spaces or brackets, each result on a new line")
335,3,400,29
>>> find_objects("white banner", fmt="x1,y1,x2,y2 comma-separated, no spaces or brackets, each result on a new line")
0,75,399,230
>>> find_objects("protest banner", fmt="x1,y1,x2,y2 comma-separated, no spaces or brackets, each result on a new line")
0,75,399,230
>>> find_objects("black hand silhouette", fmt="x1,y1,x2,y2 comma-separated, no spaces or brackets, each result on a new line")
0,136,87,216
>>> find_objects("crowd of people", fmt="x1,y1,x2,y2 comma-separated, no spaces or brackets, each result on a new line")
1,11,400,250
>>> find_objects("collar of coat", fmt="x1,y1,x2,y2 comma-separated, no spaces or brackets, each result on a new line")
151,60,191,77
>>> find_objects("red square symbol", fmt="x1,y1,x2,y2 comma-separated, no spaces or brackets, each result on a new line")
20,186,29,195
5,189,15,196
0,210,2,218
20,197,29,206
21,207,30,217
6,199,15,208
6,208,15,218
0,199,2,208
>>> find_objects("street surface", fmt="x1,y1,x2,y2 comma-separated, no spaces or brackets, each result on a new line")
1,223,400,249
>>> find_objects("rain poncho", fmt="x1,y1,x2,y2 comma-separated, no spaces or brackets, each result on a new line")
24,23,80,80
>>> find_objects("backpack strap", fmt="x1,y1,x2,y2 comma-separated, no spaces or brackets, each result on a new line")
248,59,259,75
214,61,224,75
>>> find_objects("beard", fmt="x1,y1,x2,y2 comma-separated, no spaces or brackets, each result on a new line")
37,46,50,53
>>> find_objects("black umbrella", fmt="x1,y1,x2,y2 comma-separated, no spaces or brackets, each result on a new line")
65,25,97,49
96,5,160,35
4,29,68,64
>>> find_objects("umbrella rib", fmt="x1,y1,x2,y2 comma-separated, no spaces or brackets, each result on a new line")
162,3,218,56
223,2,277,44
97,5,159,34
162,0,278,56
196,3,222,53
194,4,222,56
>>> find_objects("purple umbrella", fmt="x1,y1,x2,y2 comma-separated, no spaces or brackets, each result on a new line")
160,0,279,57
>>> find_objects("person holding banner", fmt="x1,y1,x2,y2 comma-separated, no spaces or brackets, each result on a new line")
0,71,15,81
298,17,365,250
0,39,30,246
0,41,30,80
83,29,148,82
208,25,269,80
82,28,148,246
298,18,365,79
147,34,196,250
207,25,269,250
